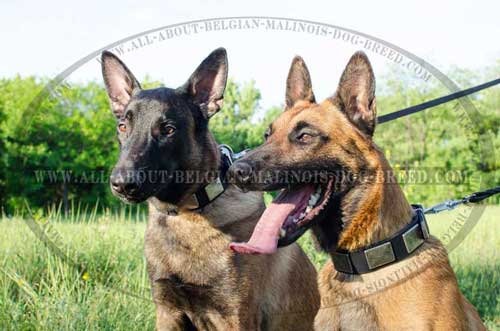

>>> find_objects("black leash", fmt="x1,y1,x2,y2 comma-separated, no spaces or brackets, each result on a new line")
377,77,500,124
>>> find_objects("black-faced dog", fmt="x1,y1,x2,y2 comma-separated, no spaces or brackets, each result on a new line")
101,48,319,330
229,52,485,330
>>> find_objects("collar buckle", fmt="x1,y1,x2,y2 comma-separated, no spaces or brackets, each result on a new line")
219,144,234,165
187,145,234,211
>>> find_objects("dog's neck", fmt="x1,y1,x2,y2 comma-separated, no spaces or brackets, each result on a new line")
323,148,413,252
151,133,221,210
149,134,265,231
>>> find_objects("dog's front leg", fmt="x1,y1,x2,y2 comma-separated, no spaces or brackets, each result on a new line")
156,305,196,331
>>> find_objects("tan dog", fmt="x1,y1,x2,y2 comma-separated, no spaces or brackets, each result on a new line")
101,48,320,330
229,51,485,330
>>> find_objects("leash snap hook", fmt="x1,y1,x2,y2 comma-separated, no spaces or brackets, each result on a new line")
424,199,461,214
233,148,252,161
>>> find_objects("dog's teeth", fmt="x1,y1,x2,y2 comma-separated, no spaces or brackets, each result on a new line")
309,194,319,206
280,228,286,238
306,205,312,213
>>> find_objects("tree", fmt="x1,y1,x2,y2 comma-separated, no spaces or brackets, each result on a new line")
210,79,281,151
0,77,119,211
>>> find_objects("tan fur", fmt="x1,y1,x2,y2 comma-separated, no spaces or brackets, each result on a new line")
145,186,320,330
317,93,483,331
316,239,485,331
102,49,320,330
257,54,486,330
279,103,486,331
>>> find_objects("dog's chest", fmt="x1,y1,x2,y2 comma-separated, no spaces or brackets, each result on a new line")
144,213,242,308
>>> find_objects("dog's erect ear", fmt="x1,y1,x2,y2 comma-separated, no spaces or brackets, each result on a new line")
101,51,141,119
335,51,376,136
180,48,228,119
285,56,315,109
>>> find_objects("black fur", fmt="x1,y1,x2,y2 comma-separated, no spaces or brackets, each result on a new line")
101,48,228,205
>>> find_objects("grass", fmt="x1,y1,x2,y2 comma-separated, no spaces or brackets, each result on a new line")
0,205,498,330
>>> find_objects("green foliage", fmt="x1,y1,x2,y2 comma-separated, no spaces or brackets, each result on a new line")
0,77,119,211
375,65,500,206
1,65,500,212
210,79,281,151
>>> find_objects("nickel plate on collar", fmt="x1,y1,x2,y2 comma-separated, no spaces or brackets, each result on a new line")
205,177,225,201
402,223,424,254
365,242,396,270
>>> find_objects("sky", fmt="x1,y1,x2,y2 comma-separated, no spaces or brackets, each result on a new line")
2,0,499,109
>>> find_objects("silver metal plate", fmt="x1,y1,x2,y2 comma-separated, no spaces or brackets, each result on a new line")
420,219,430,239
205,177,224,201
402,223,425,254
365,242,395,270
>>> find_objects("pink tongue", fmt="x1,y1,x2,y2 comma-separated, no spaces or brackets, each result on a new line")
230,185,315,255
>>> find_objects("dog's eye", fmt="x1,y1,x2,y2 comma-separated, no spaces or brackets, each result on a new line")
297,132,313,143
161,124,176,136
264,129,271,141
118,123,127,133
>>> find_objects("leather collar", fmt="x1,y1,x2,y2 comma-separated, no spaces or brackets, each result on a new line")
185,144,234,211
331,205,430,274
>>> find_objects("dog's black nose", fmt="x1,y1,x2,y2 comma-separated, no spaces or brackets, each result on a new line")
110,171,139,196
229,161,254,185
